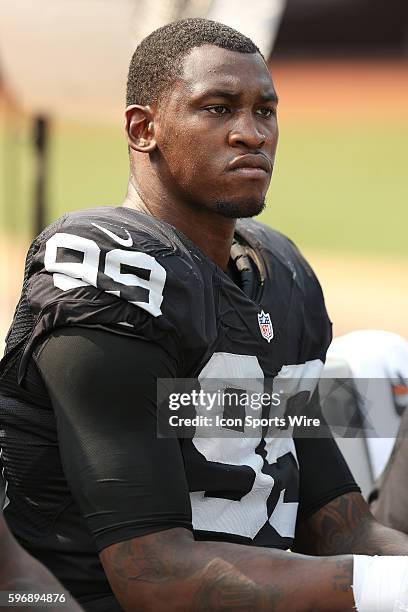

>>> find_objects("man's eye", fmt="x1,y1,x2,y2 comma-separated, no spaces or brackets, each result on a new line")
256,107,276,118
206,105,229,115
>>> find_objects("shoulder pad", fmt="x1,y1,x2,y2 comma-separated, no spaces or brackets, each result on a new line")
29,207,208,317
20,207,216,377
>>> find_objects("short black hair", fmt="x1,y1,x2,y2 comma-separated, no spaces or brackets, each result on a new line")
126,17,261,107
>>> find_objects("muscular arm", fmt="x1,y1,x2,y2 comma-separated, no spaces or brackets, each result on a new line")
294,491,408,557
35,328,359,612
0,516,83,611
100,527,355,612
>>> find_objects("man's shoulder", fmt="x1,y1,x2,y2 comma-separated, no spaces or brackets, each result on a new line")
30,206,210,294
47,206,196,258
17,207,216,365
27,205,212,307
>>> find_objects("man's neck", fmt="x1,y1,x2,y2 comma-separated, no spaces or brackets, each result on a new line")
122,179,235,271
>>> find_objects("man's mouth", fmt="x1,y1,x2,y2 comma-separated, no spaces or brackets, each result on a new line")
227,154,271,178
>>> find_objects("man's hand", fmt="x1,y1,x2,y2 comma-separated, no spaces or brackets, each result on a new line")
293,491,408,556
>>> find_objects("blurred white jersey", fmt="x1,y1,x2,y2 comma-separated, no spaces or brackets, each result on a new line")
326,330,408,482
207,0,287,59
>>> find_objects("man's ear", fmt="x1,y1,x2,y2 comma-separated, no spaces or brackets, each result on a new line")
125,105,156,153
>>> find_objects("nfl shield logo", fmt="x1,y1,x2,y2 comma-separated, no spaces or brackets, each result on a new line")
258,310,274,342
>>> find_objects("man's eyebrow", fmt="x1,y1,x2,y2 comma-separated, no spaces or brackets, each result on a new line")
260,91,279,104
193,88,279,104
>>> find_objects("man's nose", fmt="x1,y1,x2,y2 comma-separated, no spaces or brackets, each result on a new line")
228,113,266,149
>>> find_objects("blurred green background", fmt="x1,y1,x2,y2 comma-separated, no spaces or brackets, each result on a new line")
2,114,407,258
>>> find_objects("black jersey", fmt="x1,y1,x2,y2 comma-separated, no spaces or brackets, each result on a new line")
0,207,358,609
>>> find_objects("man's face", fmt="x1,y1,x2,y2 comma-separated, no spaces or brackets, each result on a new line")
152,44,279,218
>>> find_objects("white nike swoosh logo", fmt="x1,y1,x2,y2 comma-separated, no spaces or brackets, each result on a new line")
92,222,133,247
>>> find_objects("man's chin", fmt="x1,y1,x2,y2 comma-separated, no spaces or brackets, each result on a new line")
214,197,266,219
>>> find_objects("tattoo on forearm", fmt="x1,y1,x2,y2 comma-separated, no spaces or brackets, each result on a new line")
313,493,367,555
332,559,353,593
192,559,261,612
295,492,408,556
102,530,288,611
101,528,359,612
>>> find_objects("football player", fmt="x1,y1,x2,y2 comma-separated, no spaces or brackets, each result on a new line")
1,17,408,612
